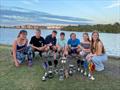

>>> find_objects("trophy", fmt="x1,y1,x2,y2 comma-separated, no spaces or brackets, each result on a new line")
59,68,64,81
47,61,54,79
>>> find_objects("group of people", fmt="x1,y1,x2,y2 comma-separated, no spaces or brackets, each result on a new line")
12,29,108,72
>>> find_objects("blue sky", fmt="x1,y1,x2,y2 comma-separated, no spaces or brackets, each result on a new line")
0,0,120,25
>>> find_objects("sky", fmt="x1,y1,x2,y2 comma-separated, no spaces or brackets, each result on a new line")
0,0,120,25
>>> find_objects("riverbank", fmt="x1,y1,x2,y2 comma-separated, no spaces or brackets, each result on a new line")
0,44,119,59
0,45,120,90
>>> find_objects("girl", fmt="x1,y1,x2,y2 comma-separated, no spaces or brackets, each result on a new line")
12,30,33,67
90,31,108,71
79,32,91,75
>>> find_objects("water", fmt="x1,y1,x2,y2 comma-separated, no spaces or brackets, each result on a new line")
0,28,120,57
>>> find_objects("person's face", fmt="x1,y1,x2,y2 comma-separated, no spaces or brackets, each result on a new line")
92,33,99,41
71,34,76,40
20,33,27,39
60,35,65,40
52,32,57,38
83,34,89,41
35,31,41,38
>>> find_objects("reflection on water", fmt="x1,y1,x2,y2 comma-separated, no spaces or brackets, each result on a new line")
0,28,120,57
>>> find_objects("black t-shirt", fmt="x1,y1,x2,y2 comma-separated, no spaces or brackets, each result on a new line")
30,36,45,47
45,34,57,45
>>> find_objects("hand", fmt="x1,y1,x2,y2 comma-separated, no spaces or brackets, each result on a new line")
48,43,52,46
38,47,42,51
15,61,19,67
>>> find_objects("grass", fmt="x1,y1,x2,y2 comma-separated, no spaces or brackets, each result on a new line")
0,45,120,90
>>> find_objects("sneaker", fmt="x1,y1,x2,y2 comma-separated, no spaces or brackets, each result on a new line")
81,69,84,73
89,76,95,80
42,76,46,81
77,68,80,72
88,73,91,78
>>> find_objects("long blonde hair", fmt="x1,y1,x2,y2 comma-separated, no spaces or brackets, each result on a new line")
91,31,105,54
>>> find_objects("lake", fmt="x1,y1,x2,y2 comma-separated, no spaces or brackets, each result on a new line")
0,28,120,57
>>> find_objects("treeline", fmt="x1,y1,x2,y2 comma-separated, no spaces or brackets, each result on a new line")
62,22,120,33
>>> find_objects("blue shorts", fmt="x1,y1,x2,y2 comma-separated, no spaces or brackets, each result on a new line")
16,46,33,64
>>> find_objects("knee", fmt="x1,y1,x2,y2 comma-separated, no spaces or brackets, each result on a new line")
92,56,98,63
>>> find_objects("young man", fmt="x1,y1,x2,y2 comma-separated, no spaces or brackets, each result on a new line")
66,33,81,55
56,32,67,57
45,30,57,60
30,29,46,57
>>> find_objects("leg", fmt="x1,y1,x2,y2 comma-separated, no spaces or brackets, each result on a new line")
52,46,57,60
24,46,33,66
92,54,107,71
16,51,26,64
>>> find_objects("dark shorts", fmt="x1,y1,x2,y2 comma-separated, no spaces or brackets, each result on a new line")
33,49,42,57
69,48,77,54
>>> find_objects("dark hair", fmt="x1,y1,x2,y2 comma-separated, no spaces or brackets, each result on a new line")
52,30,57,34
17,30,27,38
70,33,76,38
60,32,65,36
91,31,105,54
83,32,90,42
36,29,41,32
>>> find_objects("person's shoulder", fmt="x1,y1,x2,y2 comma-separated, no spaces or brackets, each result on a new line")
68,38,71,41
40,36,45,40
98,41,103,46
31,36,36,39
76,38,80,41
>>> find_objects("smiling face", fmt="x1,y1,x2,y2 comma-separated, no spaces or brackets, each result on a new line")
19,32,27,40
92,32,99,41
35,31,41,38
60,34,65,40
71,33,76,40
52,32,57,38
83,34,89,41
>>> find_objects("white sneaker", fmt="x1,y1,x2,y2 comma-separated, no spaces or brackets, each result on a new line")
42,76,46,81
89,76,95,80
81,69,84,73
88,73,91,78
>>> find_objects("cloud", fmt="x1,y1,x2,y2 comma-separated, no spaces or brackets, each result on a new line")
105,1,120,8
0,6,92,25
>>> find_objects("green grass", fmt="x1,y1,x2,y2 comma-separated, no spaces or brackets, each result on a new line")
0,45,120,90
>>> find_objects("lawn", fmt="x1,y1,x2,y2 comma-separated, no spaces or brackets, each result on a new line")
0,45,120,90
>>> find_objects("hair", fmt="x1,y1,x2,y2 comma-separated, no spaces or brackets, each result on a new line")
83,32,90,42
17,30,27,38
91,31,105,54
70,33,76,38
36,29,41,32
52,30,57,34
60,32,65,36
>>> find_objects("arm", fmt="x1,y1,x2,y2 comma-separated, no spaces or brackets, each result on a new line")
30,44,39,50
12,40,19,67
29,37,39,50
96,42,103,55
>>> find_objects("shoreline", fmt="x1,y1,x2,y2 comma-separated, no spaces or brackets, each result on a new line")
0,27,120,34
0,44,119,60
